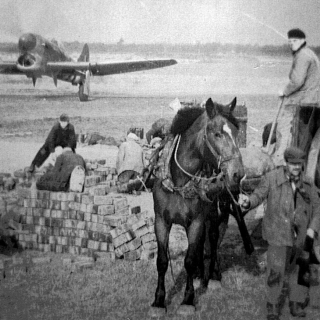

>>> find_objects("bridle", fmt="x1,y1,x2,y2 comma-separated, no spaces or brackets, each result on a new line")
174,118,241,181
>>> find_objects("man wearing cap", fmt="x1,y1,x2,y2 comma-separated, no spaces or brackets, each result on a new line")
116,132,145,184
273,28,320,166
27,113,77,173
239,147,320,319
36,147,86,192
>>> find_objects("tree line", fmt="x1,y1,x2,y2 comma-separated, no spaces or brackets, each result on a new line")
1,41,320,57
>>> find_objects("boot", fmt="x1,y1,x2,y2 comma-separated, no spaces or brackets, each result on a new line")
289,301,306,317
266,302,280,320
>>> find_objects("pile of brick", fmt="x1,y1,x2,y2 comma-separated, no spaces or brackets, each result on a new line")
7,181,157,260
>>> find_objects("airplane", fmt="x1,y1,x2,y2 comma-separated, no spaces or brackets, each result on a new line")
0,33,177,101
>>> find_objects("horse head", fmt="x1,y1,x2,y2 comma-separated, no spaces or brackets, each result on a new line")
203,97,245,190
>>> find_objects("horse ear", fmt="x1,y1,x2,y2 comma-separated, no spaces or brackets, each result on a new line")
229,97,237,113
205,98,218,119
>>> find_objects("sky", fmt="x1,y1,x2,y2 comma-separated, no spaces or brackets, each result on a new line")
0,0,320,46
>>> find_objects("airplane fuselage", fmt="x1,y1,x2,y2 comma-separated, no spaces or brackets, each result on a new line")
17,33,72,79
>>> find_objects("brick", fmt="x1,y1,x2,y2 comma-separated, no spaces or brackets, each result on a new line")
77,221,86,230
124,249,141,261
114,247,124,258
134,226,150,238
55,245,63,253
49,200,61,210
93,195,114,205
67,192,76,201
115,206,130,216
98,205,114,215
76,211,84,221
81,194,94,204
32,208,43,217
88,186,106,196
126,237,142,251
87,240,100,250
26,216,34,225
114,198,128,211
143,241,157,250
126,215,139,225
131,220,146,231
141,233,156,243
80,203,87,212
74,193,82,203
84,212,92,222
103,215,125,227
43,209,51,218
56,192,69,201
145,217,155,227
113,231,133,248
79,230,89,238
72,260,95,271
91,214,98,223
60,201,70,211
68,201,81,211
68,210,78,219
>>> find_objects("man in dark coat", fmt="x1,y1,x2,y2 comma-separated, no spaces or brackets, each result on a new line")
36,147,86,192
240,147,320,319
28,114,77,173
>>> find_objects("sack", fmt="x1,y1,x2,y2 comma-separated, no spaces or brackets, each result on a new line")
69,166,85,192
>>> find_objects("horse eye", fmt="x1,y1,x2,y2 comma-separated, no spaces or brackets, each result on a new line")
215,133,222,138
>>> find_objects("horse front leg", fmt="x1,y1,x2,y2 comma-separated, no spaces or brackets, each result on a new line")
182,218,205,306
151,216,171,309
203,212,221,287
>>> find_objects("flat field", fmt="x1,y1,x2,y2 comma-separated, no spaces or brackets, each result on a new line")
1,54,319,320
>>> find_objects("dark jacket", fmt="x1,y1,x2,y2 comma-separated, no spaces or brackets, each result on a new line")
45,122,77,152
37,151,86,191
248,166,320,247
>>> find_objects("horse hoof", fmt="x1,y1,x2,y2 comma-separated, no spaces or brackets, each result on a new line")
176,305,196,316
208,280,222,291
148,306,166,317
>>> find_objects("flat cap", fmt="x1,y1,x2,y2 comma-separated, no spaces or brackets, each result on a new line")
59,113,70,122
284,146,306,163
288,28,306,39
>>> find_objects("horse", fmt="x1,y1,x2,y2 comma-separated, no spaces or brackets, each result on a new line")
151,97,245,314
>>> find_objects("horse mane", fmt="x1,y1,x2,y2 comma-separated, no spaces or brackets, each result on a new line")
170,105,204,135
170,102,239,135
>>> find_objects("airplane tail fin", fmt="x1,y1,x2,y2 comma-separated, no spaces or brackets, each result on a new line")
78,44,89,62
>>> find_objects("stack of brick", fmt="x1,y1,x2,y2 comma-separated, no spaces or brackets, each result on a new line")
13,185,157,260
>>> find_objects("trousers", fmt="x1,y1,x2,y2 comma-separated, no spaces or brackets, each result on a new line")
266,245,308,305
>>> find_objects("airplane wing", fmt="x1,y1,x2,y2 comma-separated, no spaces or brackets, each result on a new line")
0,61,24,74
47,59,177,76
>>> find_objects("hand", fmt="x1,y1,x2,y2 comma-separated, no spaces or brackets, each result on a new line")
304,234,314,252
238,193,250,210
